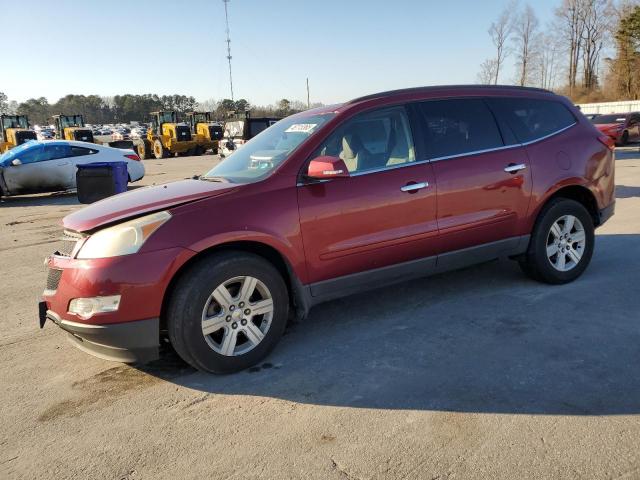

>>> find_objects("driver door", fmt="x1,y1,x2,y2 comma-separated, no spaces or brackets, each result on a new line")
297,105,439,297
3,144,73,194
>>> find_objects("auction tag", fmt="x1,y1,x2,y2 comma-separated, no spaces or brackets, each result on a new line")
285,123,318,133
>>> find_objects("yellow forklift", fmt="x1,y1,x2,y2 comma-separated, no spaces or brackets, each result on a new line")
0,115,37,153
52,114,134,149
186,112,224,155
135,111,198,159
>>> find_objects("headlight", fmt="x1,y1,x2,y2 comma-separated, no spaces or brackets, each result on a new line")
76,211,171,259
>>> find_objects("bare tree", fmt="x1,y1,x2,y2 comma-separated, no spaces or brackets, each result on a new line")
579,0,610,90
477,59,499,84
537,32,562,89
488,2,517,84
556,0,587,95
197,98,218,112
513,4,540,85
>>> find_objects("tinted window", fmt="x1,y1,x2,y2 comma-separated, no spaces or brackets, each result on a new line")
591,114,628,124
415,99,504,159
488,98,576,143
70,146,98,156
249,121,269,138
13,145,47,165
311,106,415,174
42,145,70,161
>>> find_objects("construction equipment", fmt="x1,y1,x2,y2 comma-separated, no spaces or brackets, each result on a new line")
220,111,281,156
135,111,198,160
0,115,37,153
186,111,224,155
52,114,134,150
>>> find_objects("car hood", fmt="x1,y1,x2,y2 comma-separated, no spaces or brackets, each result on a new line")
595,123,622,131
63,179,237,232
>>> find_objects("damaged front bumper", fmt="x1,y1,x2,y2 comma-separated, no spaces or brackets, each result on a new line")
40,307,159,363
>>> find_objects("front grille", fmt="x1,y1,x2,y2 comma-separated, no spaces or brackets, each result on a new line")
15,130,37,145
73,129,94,143
175,125,192,142
53,230,84,257
46,268,63,292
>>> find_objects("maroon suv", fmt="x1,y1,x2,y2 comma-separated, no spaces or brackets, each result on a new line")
41,85,616,373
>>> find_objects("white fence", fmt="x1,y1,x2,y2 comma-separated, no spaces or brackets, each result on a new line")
577,100,640,114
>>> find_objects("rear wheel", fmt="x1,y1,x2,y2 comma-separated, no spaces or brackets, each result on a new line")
167,252,289,373
519,198,594,284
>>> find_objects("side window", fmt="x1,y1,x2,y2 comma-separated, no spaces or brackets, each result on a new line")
12,145,46,165
42,145,71,161
415,99,504,160
70,146,98,156
311,106,415,174
487,97,576,143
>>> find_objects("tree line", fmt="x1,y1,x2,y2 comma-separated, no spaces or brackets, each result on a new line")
478,0,640,102
0,93,320,125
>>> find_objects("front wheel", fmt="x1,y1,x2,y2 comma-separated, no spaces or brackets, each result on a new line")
618,131,629,146
153,139,168,159
519,198,595,284
167,252,289,373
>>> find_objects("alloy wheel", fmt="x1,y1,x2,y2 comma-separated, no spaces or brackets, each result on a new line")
546,215,586,272
201,276,274,356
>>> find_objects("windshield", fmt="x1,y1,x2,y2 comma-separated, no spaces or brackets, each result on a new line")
592,114,627,124
158,112,176,124
204,113,334,183
2,116,28,129
60,115,84,128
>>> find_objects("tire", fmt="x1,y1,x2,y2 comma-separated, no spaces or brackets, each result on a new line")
618,131,629,147
167,252,289,373
153,139,167,159
519,198,595,284
136,140,150,160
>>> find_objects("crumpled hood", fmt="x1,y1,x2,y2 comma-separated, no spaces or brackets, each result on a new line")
595,123,622,132
64,179,237,232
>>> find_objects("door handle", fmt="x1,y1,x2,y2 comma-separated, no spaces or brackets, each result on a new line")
401,181,429,192
504,163,526,174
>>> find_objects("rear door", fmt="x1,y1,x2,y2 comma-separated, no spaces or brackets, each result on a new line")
411,98,533,263
67,145,100,187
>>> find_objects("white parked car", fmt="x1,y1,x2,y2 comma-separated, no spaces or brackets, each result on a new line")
0,140,145,197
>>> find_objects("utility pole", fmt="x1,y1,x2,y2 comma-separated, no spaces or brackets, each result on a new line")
223,0,234,101
306,77,310,109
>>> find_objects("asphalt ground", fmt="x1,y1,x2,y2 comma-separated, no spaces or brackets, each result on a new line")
1,147,639,479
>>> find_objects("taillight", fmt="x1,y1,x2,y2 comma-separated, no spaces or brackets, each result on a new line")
597,135,615,151
124,154,140,161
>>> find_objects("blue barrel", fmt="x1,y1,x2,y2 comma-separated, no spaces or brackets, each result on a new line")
76,161,128,203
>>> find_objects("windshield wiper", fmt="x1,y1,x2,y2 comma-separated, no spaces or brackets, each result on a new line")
200,176,230,183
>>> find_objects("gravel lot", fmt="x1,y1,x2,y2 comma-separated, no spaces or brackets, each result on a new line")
1,149,639,479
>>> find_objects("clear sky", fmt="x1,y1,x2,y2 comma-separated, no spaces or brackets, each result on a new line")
2,0,559,106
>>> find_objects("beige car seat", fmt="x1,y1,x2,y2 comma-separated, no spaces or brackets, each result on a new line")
339,133,369,173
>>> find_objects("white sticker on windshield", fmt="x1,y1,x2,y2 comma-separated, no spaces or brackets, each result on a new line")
285,123,318,133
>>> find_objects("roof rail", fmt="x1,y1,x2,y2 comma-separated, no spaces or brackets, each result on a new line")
346,84,554,105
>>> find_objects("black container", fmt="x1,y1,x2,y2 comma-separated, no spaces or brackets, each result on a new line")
76,161,128,204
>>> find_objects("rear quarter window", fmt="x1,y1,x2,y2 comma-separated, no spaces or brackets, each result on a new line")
487,97,576,143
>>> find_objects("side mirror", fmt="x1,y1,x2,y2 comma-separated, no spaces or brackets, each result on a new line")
306,156,350,180
11,159,22,166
